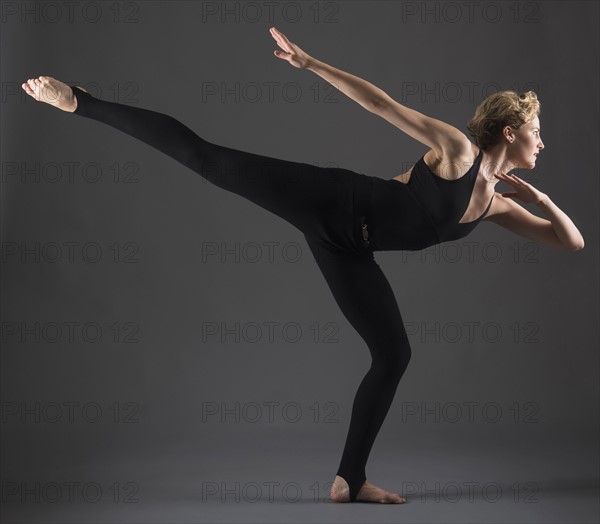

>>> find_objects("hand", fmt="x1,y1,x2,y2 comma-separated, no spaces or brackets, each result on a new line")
269,26,313,69
494,172,547,204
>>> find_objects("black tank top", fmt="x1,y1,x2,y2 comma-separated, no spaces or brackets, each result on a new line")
365,149,493,251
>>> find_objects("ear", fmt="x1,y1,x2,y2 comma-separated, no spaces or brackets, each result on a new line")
502,124,515,143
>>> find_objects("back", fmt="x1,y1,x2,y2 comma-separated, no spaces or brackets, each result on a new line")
405,149,492,242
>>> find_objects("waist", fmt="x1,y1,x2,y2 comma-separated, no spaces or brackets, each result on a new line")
351,172,376,250
361,177,441,251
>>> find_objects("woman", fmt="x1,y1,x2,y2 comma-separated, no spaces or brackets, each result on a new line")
22,27,584,504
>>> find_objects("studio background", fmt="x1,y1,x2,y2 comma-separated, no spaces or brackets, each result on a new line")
2,1,598,523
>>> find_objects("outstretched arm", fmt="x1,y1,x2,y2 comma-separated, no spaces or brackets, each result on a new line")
269,27,469,155
270,26,385,112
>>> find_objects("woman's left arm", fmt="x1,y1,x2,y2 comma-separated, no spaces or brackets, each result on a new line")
491,173,585,251
536,196,585,250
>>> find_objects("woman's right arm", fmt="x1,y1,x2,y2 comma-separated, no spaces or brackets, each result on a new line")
307,58,470,156
306,57,388,113
270,27,470,156
270,27,384,111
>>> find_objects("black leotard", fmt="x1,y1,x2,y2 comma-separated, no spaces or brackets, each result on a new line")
67,86,492,502
363,149,493,251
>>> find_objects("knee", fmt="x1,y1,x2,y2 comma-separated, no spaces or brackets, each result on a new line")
374,344,412,385
392,346,412,382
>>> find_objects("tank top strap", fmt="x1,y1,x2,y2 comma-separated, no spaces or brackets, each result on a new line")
468,149,484,181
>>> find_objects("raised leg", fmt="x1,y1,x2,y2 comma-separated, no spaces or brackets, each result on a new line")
67,86,350,237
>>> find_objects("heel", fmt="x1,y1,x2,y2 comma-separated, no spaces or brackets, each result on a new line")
69,85,92,114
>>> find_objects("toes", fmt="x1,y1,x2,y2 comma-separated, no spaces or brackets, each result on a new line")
25,80,37,97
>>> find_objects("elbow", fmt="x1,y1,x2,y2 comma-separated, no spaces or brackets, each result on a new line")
566,238,585,252
371,95,391,113
573,234,586,251
551,230,585,252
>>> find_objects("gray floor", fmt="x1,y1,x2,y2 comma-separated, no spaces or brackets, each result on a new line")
3,432,598,523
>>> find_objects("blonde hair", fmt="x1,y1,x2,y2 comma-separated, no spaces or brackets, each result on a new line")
467,90,541,150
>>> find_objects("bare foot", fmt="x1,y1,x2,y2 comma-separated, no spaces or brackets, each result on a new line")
329,475,406,504
21,76,86,112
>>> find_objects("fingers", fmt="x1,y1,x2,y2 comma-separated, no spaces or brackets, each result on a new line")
271,34,289,53
495,173,514,186
269,26,292,52
270,26,288,42
270,27,294,61
495,173,526,186
508,175,530,189
269,27,282,43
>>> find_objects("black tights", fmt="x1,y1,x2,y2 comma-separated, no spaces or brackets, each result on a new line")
68,86,412,501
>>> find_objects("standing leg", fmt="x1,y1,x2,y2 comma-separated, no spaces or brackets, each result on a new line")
304,236,411,503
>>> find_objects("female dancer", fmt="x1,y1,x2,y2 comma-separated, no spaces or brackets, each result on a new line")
22,27,584,504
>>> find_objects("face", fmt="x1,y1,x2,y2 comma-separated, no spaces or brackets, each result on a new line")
507,115,545,168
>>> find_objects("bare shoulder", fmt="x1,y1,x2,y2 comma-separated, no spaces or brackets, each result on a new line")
481,192,512,221
422,141,479,180
483,192,542,221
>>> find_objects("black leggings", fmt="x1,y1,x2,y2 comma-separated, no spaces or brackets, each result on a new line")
69,86,412,501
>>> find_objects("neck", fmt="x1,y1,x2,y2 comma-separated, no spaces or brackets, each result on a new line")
480,145,522,184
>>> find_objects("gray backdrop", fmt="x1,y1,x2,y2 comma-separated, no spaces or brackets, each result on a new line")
2,1,598,523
